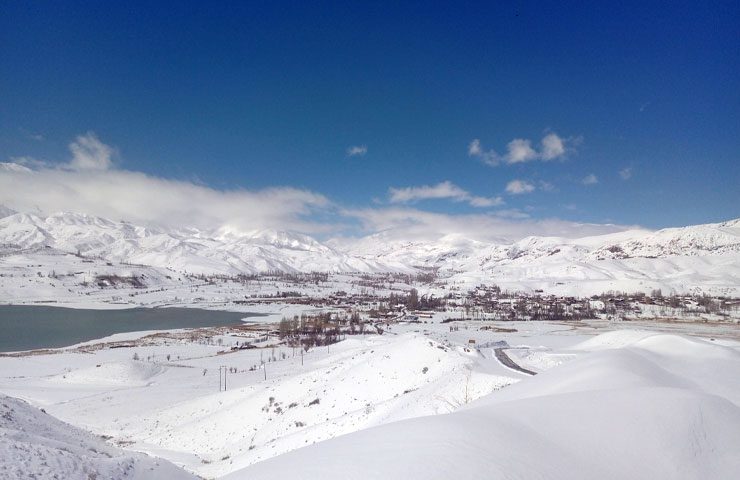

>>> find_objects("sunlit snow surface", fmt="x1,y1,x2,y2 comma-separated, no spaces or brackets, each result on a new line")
1,318,739,479
230,328,740,480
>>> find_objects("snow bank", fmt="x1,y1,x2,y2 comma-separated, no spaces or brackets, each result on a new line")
50,361,165,387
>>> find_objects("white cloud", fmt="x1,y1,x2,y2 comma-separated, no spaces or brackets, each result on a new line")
468,139,482,156
468,139,500,166
541,133,566,160
470,132,574,166
619,167,633,180
0,166,332,233
68,132,114,170
505,139,538,163
0,134,333,234
505,179,535,195
389,181,467,203
346,145,368,157
582,174,599,185
388,181,503,208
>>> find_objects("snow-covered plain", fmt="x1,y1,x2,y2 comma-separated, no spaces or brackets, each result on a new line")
1,316,739,479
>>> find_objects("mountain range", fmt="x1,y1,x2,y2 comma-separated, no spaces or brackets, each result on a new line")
1,207,738,295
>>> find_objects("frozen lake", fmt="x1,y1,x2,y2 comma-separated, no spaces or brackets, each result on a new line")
0,305,264,352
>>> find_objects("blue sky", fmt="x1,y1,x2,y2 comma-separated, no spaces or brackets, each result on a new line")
1,1,738,238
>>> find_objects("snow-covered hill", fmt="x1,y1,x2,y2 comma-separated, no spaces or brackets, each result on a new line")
0,207,738,295
227,331,740,480
0,393,197,479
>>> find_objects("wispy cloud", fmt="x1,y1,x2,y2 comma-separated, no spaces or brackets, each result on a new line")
468,196,504,207
68,132,115,170
341,206,632,243
388,181,503,208
469,132,575,166
7,156,48,169
582,174,598,185
619,167,633,180
346,145,368,157
5,133,115,172
19,128,45,142
538,180,556,192
505,179,535,195
467,139,499,165
0,162,33,173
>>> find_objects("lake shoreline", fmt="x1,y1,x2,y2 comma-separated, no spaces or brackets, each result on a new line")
0,305,267,353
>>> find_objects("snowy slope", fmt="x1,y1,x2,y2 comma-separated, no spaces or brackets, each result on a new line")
0,394,197,480
36,334,514,478
226,332,740,480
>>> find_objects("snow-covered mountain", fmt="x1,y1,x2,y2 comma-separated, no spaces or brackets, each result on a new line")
0,208,738,295
0,210,389,275
340,220,740,295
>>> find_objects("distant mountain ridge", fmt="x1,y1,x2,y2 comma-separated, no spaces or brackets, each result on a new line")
0,210,388,274
0,207,738,295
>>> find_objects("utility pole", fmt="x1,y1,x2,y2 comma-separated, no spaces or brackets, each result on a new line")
219,365,227,392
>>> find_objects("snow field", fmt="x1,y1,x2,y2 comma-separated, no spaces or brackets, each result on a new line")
0,328,519,478
2,315,739,479
230,331,740,480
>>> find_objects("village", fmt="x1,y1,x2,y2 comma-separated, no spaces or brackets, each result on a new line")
189,271,740,325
